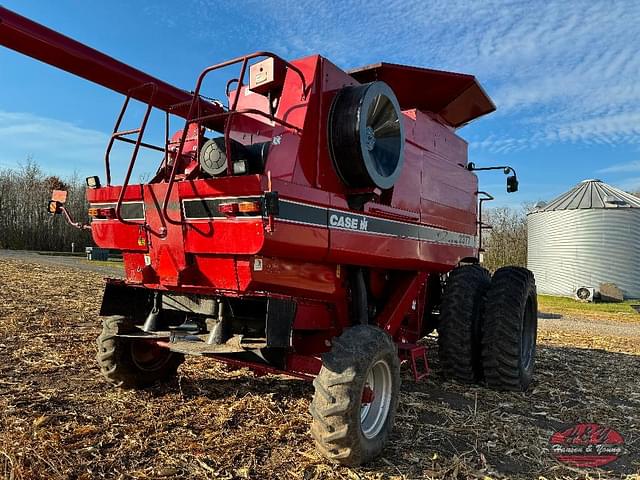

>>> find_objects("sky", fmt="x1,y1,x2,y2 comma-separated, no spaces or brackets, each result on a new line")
1,0,639,207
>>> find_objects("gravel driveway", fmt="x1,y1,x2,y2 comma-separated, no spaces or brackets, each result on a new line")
0,249,123,277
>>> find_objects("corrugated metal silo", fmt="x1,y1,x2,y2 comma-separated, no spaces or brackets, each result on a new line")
527,179,640,298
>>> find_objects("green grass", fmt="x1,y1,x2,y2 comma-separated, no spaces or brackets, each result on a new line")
36,251,85,257
81,259,123,268
538,294,640,317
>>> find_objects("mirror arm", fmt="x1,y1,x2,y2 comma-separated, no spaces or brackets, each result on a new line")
466,162,519,193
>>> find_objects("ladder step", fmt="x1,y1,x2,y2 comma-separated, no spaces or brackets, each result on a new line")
398,343,430,381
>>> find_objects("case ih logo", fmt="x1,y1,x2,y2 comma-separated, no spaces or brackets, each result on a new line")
549,423,624,468
329,213,368,231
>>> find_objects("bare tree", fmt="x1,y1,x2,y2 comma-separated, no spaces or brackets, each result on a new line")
0,159,91,251
481,205,528,271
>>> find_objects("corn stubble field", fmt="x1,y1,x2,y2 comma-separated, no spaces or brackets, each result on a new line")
0,258,638,480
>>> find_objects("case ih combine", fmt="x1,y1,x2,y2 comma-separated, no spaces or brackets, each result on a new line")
1,7,537,465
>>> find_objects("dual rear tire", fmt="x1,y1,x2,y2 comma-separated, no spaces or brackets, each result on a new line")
438,265,537,391
310,265,537,467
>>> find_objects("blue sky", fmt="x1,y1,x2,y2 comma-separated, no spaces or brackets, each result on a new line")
1,0,639,206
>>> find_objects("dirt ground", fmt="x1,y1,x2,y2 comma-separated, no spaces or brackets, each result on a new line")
0,256,638,480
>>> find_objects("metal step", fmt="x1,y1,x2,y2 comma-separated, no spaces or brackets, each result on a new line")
117,331,267,356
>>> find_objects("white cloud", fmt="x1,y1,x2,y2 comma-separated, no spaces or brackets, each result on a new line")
0,111,158,182
170,0,640,153
0,111,107,174
598,160,640,174
611,176,640,192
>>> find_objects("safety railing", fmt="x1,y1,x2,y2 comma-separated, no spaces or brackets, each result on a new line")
103,82,170,233
159,51,309,232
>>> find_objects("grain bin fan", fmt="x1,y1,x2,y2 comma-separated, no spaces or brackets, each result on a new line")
575,286,596,302
0,6,537,465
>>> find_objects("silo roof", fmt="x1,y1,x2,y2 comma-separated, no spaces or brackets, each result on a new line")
535,179,640,211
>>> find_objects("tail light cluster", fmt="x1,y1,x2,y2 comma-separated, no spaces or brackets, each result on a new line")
218,200,262,216
88,207,115,219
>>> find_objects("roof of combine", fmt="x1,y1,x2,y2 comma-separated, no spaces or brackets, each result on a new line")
348,62,496,128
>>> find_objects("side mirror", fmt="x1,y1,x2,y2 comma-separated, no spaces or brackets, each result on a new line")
507,174,519,193
48,189,68,215
48,200,63,215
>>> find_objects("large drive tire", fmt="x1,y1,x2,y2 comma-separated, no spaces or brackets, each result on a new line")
96,316,184,389
481,267,537,391
310,325,400,466
437,265,491,383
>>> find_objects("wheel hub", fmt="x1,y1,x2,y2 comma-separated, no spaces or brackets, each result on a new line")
360,359,392,439
130,339,172,372
361,385,375,404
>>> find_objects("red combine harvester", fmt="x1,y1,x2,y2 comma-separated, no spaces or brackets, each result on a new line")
1,7,537,465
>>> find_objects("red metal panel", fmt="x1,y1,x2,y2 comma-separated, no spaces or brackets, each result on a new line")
177,176,263,198
248,257,340,297
420,242,476,270
406,110,469,164
386,140,423,214
348,62,495,127
292,301,336,330
121,253,147,284
193,256,239,291
91,222,147,251
184,220,264,255
142,183,186,286
420,151,478,236
86,185,143,203
264,131,301,183
378,272,427,337
328,229,420,269
262,221,329,262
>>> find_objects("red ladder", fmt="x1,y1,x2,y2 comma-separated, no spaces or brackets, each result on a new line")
398,343,430,381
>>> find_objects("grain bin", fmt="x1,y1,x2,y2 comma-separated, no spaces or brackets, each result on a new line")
527,179,640,299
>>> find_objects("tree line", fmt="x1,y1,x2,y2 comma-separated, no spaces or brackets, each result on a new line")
0,159,530,267
0,161,91,251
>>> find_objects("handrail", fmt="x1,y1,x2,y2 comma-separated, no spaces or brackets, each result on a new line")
105,82,158,185
109,83,165,231
476,191,494,252
159,51,308,232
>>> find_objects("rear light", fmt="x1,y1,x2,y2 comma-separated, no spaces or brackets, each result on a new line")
237,201,261,213
218,203,239,215
218,201,262,216
88,207,115,219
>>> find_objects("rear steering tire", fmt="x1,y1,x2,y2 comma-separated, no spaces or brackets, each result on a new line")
309,325,400,466
481,267,537,391
437,265,491,383
96,316,184,389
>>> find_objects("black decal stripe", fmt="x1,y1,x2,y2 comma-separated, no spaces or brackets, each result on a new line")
90,202,144,221
180,196,476,247
279,200,475,247
278,200,328,227
183,196,262,219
